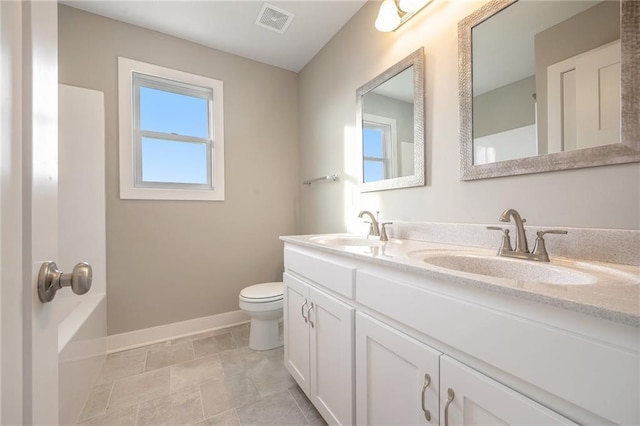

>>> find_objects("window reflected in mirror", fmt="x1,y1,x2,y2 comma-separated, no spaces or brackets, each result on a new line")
363,124,387,182
361,66,415,183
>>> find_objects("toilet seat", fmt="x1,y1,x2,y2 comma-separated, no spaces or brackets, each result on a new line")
239,282,283,303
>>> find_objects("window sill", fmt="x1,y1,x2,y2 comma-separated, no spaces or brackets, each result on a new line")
119,186,224,201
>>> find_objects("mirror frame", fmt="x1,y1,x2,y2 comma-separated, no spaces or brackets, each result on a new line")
458,0,640,180
357,47,425,192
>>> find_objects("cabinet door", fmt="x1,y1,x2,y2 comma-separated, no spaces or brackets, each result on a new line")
309,287,354,426
440,356,577,426
355,313,441,426
283,273,311,395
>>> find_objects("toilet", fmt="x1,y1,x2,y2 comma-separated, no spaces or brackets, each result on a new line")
238,282,284,351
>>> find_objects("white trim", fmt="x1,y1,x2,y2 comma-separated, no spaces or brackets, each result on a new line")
118,57,225,201
106,310,250,354
547,53,577,154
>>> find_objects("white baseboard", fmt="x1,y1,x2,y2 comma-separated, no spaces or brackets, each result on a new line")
107,310,250,354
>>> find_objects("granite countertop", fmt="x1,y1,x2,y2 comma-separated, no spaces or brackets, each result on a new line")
281,234,640,327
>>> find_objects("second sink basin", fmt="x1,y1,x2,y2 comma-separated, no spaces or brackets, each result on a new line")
408,251,597,285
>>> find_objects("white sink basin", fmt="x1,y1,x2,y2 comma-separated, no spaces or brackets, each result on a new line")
408,251,597,285
309,235,385,247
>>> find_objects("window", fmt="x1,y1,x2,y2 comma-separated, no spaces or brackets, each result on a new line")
118,57,224,200
362,114,396,183
363,126,387,182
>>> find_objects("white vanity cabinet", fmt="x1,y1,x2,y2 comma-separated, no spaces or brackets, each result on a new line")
282,243,640,426
440,356,575,425
283,248,356,426
355,312,441,425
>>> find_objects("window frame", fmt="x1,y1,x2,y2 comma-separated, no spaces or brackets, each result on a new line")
118,57,225,200
133,73,213,190
363,125,388,182
363,113,397,182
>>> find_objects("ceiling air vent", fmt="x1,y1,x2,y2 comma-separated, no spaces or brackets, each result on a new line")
255,3,295,34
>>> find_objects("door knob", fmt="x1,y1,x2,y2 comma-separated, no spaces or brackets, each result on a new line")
38,261,92,303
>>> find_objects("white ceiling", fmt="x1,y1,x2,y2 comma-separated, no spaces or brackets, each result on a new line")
60,0,367,72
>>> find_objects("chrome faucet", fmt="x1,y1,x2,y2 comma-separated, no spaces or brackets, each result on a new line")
358,210,380,238
499,208,529,253
488,208,567,262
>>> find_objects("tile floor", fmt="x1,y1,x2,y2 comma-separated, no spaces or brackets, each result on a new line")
77,324,326,426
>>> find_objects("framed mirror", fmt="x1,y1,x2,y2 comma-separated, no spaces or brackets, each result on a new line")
459,0,639,180
356,48,425,192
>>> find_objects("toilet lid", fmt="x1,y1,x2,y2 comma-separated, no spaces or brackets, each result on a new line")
240,282,283,301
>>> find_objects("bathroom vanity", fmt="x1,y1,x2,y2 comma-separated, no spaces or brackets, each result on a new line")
280,232,639,425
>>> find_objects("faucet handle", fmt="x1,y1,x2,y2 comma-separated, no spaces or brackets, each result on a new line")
363,221,376,237
537,229,568,237
487,226,513,253
380,222,393,242
532,230,568,261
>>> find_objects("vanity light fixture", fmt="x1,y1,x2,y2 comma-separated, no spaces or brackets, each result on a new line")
375,0,432,32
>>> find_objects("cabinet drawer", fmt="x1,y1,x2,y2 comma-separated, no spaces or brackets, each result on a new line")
284,247,355,299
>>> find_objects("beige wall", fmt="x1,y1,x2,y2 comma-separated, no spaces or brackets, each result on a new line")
298,1,640,234
473,76,536,138
58,5,299,335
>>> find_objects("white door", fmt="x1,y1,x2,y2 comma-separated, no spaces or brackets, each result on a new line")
0,1,66,423
547,40,621,153
309,287,354,426
0,2,26,423
25,1,66,424
283,273,311,395
440,356,576,425
355,312,441,426
575,41,621,148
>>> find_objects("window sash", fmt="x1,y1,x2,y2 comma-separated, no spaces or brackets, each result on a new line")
133,72,213,103
135,132,213,189
363,158,386,183
132,73,214,190
363,121,392,179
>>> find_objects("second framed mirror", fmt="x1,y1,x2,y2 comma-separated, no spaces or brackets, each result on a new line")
459,0,640,180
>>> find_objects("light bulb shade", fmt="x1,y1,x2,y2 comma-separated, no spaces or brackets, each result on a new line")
398,0,428,13
375,0,401,32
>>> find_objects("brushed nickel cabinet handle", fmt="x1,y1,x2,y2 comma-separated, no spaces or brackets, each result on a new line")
444,388,455,426
308,302,315,328
421,373,431,421
301,299,308,323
